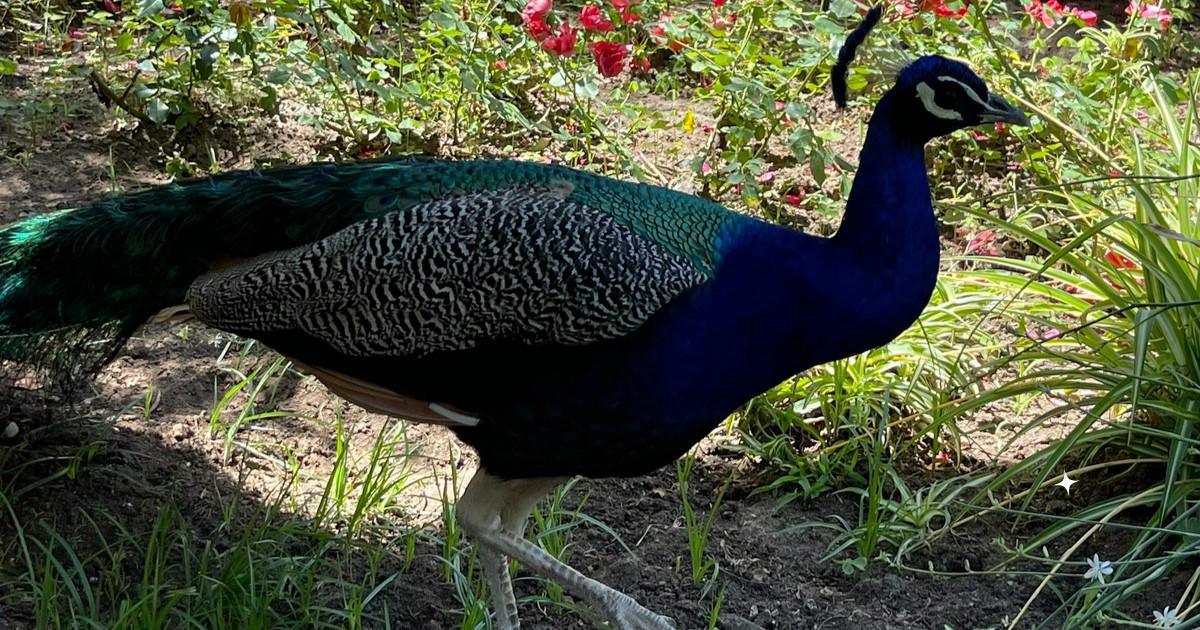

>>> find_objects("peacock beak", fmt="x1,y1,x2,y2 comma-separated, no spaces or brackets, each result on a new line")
980,93,1031,126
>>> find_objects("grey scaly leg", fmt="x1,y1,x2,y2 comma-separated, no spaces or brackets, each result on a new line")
461,473,562,630
478,545,521,630
458,470,676,630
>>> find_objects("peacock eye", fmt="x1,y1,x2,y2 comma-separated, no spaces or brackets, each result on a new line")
943,86,966,108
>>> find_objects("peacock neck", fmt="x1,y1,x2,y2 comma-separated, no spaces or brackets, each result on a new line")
820,92,942,354
832,93,936,264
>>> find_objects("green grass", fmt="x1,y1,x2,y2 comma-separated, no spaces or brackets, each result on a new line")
1,449,406,629
675,452,728,593
948,70,1200,628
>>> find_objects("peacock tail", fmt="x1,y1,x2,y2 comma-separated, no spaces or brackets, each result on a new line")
0,156,735,384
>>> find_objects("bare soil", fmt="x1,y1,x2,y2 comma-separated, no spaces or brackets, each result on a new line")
0,57,1147,630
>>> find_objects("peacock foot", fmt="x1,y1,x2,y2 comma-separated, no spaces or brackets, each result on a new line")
599,593,676,630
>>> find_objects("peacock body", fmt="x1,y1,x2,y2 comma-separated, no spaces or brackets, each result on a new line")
0,8,1030,629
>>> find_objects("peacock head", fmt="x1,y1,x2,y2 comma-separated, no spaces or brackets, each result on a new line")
888,55,1030,141
832,6,1030,143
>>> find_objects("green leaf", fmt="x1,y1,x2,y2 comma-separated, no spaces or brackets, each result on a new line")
138,0,164,17
576,76,599,99
258,85,278,112
335,22,357,43
810,150,827,185
178,24,201,43
429,11,462,30
829,0,860,18
846,71,868,92
813,16,843,34
265,67,291,85
115,32,134,53
1143,222,1200,247
146,98,168,124
0,58,15,76
194,44,219,80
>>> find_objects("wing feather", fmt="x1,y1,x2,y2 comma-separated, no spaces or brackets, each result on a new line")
185,186,707,358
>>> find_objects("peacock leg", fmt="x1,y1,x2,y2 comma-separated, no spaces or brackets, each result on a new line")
458,470,676,630
458,473,560,630
478,545,521,630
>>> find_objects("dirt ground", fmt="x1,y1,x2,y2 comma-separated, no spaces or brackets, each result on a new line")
0,56,1151,630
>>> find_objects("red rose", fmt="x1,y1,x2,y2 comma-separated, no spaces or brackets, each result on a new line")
525,12,551,40
589,41,627,77
523,0,553,40
541,22,577,56
579,5,615,31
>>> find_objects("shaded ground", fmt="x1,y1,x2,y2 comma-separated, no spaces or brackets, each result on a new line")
0,55,1143,630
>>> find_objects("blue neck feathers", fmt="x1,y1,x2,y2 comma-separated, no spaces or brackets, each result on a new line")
629,92,942,428
834,92,936,260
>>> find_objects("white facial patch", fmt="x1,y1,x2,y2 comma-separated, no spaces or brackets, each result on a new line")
915,82,962,121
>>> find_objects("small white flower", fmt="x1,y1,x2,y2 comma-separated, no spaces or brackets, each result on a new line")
1153,606,1179,628
1084,554,1113,584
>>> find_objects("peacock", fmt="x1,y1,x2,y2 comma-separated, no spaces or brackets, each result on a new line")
0,8,1027,630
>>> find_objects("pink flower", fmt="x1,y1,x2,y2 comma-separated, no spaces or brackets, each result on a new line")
579,5,615,31
650,13,685,51
541,22,577,56
1127,1,1171,29
609,0,639,23
756,170,775,183
1026,326,1061,341
965,230,1001,256
994,122,1008,133
103,0,121,13
922,0,967,18
1024,0,1096,27
523,0,552,21
1067,7,1097,25
1025,0,1055,27
493,59,508,69
711,9,737,29
590,41,628,77
894,0,917,16
701,161,713,174
934,2,967,17
784,190,805,205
